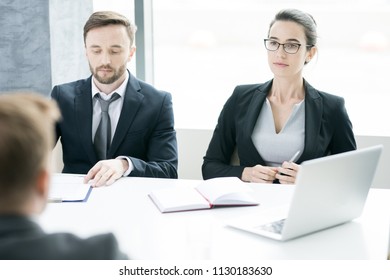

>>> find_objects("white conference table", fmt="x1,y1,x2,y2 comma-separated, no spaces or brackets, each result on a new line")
38,174,390,260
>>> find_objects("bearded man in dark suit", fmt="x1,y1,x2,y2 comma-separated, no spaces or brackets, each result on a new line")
51,11,178,187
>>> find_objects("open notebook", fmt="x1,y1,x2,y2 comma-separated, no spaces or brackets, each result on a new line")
149,177,259,213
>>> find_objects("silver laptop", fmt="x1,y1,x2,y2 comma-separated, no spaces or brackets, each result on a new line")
229,145,383,241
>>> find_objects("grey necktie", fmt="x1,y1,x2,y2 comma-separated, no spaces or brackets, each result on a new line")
94,93,120,160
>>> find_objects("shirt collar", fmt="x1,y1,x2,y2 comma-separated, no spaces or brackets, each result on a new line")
91,70,129,100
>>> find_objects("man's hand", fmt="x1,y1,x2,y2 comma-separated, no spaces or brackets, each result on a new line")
84,159,129,187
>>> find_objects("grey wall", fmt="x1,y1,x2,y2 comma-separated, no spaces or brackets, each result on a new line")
49,0,92,87
0,0,92,96
0,0,51,95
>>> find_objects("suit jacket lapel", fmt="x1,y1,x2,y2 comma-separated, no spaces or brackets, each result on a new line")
75,78,98,163
300,80,323,162
109,73,144,157
240,81,272,166
245,81,272,135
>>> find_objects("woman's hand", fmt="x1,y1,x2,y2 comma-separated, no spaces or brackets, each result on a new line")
275,161,300,184
242,165,278,183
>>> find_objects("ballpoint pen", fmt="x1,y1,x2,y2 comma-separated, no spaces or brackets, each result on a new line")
288,150,300,163
278,151,301,176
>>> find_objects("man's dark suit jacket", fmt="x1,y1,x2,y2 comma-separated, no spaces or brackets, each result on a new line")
0,215,127,260
51,72,178,178
202,79,357,179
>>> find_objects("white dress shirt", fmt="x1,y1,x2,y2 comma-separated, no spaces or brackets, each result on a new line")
91,71,133,175
251,98,305,167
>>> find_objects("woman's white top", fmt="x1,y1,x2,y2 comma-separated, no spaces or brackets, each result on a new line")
251,98,305,167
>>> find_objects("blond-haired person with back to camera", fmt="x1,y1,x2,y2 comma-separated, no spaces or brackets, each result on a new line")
0,93,127,259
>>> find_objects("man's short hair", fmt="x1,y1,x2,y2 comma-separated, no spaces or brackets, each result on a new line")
0,93,60,206
83,11,137,47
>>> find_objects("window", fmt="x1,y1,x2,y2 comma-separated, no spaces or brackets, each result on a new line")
95,0,390,136
153,0,390,136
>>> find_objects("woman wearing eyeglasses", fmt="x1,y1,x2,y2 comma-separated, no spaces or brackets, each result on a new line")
202,9,356,184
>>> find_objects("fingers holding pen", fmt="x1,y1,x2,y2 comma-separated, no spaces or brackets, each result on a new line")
241,150,301,184
276,161,300,184
242,165,278,183
276,150,301,184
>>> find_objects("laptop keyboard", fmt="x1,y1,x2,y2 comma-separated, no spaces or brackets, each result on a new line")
257,219,286,234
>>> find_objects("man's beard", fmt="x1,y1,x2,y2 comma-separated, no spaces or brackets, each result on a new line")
90,64,126,84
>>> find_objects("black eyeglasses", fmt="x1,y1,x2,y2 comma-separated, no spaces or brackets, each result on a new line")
264,39,314,54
